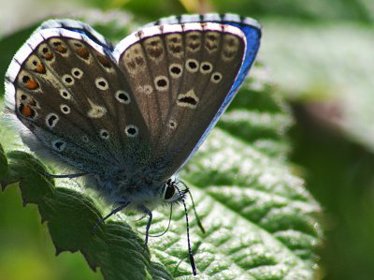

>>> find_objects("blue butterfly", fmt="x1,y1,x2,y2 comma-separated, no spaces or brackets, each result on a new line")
4,13,261,275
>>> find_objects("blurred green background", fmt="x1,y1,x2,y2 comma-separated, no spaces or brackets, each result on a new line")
0,0,373,279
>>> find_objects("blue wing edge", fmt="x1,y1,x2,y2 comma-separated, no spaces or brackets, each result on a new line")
150,13,262,172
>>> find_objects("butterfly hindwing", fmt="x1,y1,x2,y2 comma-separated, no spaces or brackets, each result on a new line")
5,24,150,175
38,19,113,51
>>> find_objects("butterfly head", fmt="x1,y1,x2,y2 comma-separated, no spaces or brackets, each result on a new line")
94,173,187,210
162,178,188,204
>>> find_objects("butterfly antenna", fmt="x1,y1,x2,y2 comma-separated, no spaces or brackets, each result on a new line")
42,171,89,179
179,181,205,234
188,189,205,234
149,204,173,238
175,185,197,276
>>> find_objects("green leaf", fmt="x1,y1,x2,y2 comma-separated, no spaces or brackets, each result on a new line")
261,19,374,153
211,0,373,23
0,151,172,280
0,12,322,279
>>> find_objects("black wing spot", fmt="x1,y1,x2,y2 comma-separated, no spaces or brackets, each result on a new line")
125,125,139,137
46,113,59,128
178,96,197,105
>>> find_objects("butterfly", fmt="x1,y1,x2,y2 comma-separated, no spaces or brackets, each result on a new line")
4,13,261,275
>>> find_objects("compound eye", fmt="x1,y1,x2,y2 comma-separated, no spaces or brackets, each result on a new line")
163,185,176,201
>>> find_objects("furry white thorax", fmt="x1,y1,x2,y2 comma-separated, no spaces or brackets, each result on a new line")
91,173,167,211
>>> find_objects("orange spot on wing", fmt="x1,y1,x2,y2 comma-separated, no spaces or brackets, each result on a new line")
20,104,34,118
76,47,89,59
44,52,54,60
97,55,112,68
55,45,67,53
39,45,54,61
34,63,46,74
25,79,39,90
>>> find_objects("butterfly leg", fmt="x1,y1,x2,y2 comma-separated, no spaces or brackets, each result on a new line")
93,201,129,233
135,214,147,222
42,171,89,179
140,206,153,249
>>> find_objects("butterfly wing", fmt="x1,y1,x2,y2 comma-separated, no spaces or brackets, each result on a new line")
5,15,260,183
5,22,150,176
114,14,261,180
38,19,113,51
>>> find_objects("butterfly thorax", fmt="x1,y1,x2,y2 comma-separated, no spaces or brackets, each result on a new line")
91,167,167,210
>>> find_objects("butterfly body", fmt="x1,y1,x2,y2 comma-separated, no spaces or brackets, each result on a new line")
89,163,168,211
4,12,261,247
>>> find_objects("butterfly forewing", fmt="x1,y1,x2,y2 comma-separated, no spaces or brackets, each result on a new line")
9,29,150,175
5,14,260,195
116,23,246,179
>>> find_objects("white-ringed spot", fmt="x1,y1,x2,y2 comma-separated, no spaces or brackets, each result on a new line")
211,72,223,83
62,74,74,86
200,62,213,74
59,89,71,99
169,63,183,78
95,77,109,90
169,120,177,129
46,113,59,128
115,90,131,104
125,125,139,137
52,139,66,152
60,104,71,114
186,59,199,73
82,135,89,143
154,76,169,91
100,129,110,140
71,68,84,79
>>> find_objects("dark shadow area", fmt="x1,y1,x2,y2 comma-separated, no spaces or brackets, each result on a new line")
290,104,374,280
